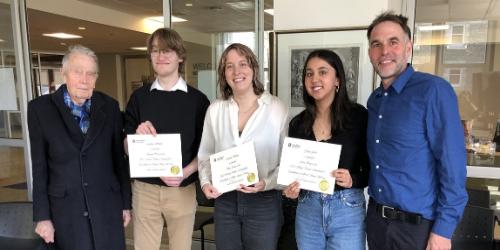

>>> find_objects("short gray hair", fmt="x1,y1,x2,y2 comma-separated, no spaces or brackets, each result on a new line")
62,45,99,73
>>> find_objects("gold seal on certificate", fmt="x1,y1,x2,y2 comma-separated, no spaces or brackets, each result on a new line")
277,137,341,194
319,180,329,192
247,172,256,183
210,141,259,194
127,134,183,178
170,165,180,175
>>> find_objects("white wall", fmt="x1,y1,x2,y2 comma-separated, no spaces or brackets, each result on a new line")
95,53,119,103
274,0,413,31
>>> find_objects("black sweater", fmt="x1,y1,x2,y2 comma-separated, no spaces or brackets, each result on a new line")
288,103,370,191
124,84,210,187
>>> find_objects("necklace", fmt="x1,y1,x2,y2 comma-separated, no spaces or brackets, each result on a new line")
313,120,331,141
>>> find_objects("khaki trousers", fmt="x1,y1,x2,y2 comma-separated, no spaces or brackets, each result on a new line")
132,180,197,250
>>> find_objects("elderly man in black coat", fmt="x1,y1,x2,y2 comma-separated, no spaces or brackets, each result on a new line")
28,44,132,250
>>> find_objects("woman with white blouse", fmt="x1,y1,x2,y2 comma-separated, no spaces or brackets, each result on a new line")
198,43,289,250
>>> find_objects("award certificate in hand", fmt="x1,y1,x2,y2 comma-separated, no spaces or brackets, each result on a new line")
277,137,341,194
127,134,183,178
210,141,259,194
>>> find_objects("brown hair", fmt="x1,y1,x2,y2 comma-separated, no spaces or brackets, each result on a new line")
147,28,186,73
367,11,411,40
217,43,264,99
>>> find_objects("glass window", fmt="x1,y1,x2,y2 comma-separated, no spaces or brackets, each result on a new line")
0,0,29,202
172,0,273,101
414,0,500,168
1,3,22,140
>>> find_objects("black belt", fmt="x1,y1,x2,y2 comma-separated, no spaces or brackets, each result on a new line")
370,197,422,225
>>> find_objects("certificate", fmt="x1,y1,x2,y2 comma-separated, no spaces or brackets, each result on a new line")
127,134,183,178
210,141,259,194
277,137,341,194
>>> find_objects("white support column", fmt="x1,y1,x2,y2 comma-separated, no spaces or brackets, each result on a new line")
164,0,171,28
255,0,265,83
10,0,35,200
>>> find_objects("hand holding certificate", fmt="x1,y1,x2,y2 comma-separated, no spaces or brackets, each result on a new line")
127,134,183,178
278,137,341,194
210,141,259,194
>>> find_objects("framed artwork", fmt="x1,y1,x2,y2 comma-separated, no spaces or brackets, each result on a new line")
272,28,375,116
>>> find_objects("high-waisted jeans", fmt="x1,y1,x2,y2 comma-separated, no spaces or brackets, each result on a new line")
296,188,366,250
214,190,283,250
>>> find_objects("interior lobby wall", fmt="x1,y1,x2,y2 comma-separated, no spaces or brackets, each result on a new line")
184,41,213,89
274,0,399,31
96,53,119,102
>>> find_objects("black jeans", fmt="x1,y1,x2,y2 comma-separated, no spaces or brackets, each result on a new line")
366,199,433,250
277,197,298,250
214,190,283,250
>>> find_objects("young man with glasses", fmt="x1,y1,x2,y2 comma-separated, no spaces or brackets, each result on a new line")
124,28,210,250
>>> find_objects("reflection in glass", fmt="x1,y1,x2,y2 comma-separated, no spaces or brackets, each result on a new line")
0,2,29,202
172,0,273,100
415,1,500,168
0,2,21,140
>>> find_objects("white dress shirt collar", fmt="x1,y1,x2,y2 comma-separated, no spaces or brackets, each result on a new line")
150,76,188,93
228,91,273,107
197,91,289,191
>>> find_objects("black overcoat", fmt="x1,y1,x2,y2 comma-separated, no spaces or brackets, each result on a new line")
28,85,132,250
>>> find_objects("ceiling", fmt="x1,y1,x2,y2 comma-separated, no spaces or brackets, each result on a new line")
79,0,274,32
25,0,273,54
27,9,150,54
2,0,499,54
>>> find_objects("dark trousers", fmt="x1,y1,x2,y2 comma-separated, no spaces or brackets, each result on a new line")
277,197,298,250
366,199,433,250
214,190,283,250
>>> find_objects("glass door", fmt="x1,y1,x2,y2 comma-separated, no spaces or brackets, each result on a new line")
0,0,32,202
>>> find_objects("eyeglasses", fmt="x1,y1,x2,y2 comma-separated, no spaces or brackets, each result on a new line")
150,48,177,57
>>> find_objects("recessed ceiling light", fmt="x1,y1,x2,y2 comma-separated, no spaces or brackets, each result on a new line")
185,3,193,7
78,26,86,30
130,47,148,51
418,24,449,31
0,38,4,42
226,1,254,10
149,15,188,23
43,32,82,39
264,9,274,16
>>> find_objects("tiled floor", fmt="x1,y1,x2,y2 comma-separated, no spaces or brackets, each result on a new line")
0,146,27,189
0,145,215,249
0,146,29,202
